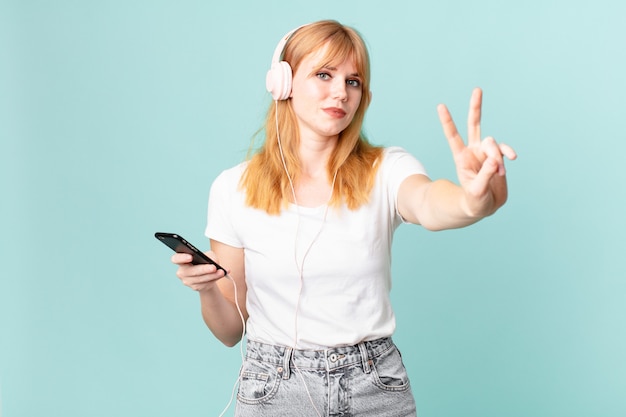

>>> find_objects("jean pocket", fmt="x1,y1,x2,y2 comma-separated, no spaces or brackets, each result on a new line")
237,359,282,405
370,346,411,392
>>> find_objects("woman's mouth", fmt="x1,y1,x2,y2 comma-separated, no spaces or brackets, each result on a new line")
323,107,347,118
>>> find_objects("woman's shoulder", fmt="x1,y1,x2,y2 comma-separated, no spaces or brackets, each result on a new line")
379,146,428,177
215,161,248,181
380,146,420,166
382,146,412,159
210,161,249,193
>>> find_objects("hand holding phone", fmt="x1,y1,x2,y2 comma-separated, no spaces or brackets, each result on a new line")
155,232,227,275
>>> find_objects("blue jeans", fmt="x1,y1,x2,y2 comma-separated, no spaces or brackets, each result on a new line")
235,337,417,416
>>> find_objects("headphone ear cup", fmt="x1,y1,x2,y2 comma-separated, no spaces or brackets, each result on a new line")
266,61,293,101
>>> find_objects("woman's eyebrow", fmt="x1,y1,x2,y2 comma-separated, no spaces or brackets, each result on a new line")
319,65,361,77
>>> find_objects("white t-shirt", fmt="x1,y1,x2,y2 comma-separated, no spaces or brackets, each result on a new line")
206,146,427,349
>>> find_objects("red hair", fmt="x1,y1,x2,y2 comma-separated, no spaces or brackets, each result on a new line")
241,20,383,215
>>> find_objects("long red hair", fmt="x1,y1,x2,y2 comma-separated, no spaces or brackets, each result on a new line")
241,20,383,215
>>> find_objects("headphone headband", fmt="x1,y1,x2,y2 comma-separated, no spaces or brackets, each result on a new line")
270,25,305,65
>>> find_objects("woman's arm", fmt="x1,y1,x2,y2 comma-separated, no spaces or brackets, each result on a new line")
173,240,247,347
398,88,517,231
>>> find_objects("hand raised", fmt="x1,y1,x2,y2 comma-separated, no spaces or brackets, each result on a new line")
437,88,517,215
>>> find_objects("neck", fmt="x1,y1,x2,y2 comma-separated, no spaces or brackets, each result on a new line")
298,135,337,179
293,139,337,207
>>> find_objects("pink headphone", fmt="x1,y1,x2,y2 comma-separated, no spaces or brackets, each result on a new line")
265,25,307,101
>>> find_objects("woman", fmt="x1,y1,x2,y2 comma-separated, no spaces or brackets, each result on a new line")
172,20,516,416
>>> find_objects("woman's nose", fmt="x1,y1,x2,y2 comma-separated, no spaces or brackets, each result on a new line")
331,79,348,101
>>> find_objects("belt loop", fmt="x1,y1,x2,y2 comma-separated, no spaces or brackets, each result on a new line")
358,342,371,374
282,347,293,379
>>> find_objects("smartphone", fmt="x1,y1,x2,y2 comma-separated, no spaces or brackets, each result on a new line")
155,232,227,274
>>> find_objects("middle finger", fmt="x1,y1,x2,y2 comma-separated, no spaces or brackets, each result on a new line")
467,87,483,147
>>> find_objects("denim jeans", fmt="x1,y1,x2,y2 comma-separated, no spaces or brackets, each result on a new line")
234,337,417,417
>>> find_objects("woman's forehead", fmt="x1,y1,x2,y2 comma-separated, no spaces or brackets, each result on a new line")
301,43,358,72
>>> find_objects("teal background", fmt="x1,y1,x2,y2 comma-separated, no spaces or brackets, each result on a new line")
1,0,625,416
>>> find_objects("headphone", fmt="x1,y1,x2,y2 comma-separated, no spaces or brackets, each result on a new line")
265,25,307,101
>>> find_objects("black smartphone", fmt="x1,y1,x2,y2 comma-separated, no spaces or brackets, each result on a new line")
155,232,227,274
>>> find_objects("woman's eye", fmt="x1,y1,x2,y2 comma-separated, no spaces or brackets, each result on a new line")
316,72,331,80
347,79,361,88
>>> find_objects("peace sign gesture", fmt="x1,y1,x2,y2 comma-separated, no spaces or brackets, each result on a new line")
437,88,517,217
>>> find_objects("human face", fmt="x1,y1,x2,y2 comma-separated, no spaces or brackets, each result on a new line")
290,45,363,143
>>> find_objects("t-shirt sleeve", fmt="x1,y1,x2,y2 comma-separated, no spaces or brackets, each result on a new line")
384,146,428,197
204,166,244,248
382,146,429,223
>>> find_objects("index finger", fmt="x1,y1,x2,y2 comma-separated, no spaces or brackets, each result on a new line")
437,103,465,155
171,252,193,265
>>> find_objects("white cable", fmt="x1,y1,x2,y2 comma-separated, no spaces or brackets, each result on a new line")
275,100,298,206
289,179,334,417
226,273,247,363
218,100,339,417
275,100,336,417
217,273,247,417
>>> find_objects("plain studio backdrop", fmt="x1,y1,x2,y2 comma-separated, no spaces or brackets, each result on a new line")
1,0,624,416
